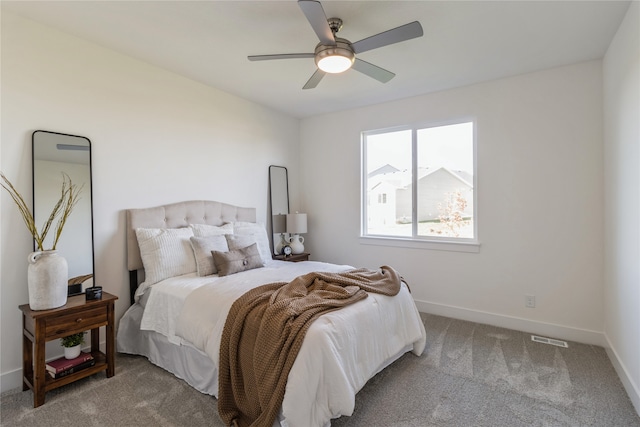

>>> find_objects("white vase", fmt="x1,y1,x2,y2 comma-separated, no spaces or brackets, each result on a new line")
27,250,68,311
64,344,81,359
288,234,305,254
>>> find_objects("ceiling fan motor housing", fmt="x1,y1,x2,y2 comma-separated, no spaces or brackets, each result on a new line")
327,17,343,33
314,38,355,73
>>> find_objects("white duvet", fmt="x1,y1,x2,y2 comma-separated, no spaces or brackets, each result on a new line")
139,260,426,427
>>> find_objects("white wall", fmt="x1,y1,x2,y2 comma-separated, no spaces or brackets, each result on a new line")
603,1,640,414
0,12,300,391
301,60,605,345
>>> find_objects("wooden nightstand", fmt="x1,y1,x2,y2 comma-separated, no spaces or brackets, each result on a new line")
273,253,310,262
19,292,118,407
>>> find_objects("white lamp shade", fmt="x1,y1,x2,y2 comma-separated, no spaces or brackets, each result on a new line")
272,214,287,234
286,213,307,234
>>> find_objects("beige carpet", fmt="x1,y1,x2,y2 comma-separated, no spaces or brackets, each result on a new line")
2,313,639,426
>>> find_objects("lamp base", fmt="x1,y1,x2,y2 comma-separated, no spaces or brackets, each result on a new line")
289,234,305,254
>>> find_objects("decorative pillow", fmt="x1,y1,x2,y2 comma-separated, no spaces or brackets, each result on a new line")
225,234,257,251
190,222,234,238
189,235,229,276
232,221,271,263
135,227,196,286
212,243,264,277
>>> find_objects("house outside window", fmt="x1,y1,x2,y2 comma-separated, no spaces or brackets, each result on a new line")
362,120,477,247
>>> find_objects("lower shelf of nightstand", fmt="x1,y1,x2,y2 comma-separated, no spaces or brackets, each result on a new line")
47,351,107,390
23,351,108,393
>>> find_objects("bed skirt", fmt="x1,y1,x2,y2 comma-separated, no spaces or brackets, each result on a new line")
117,303,218,396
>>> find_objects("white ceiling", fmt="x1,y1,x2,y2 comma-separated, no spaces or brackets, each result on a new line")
2,1,630,118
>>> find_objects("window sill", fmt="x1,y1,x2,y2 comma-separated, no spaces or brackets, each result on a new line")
359,236,480,253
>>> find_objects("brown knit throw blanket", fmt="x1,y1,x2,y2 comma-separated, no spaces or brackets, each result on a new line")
218,266,403,427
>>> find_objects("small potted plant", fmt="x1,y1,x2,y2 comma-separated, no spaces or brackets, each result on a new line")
60,332,85,359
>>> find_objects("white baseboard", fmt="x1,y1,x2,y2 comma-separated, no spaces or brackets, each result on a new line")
1,368,23,394
604,336,640,417
414,299,606,346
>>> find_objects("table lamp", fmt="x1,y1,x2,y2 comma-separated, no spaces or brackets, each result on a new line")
286,213,307,254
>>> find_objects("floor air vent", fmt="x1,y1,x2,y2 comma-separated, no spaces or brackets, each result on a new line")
531,335,568,348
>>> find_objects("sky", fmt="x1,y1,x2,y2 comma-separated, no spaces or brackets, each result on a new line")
365,121,474,173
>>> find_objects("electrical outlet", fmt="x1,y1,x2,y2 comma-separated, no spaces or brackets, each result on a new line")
525,295,536,308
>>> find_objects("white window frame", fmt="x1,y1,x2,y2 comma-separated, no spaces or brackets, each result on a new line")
360,119,479,253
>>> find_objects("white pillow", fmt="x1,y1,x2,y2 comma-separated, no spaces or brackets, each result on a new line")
135,227,196,286
190,223,233,237
232,221,271,263
190,235,229,276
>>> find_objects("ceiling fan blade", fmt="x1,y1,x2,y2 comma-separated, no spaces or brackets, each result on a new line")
303,69,326,89
248,53,315,61
352,58,395,83
298,0,335,45
352,21,423,54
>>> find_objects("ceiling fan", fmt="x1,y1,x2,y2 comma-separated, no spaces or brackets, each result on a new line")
248,0,423,89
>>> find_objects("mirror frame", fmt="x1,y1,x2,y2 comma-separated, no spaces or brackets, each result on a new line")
32,130,94,293
269,165,289,256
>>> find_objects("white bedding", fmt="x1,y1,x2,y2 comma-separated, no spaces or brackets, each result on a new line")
137,260,426,427
139,260,346,345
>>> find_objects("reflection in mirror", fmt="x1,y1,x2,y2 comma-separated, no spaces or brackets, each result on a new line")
269,165,289,256
32,131,94,293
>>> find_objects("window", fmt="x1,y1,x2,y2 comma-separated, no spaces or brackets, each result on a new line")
362,121,476,245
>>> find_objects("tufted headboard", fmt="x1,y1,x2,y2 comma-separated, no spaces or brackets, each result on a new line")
126,200,256,303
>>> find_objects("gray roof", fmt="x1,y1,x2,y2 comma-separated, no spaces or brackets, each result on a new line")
368,164,401,178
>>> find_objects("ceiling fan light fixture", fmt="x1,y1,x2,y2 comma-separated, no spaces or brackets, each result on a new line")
314,39,355,73
317,54,353,73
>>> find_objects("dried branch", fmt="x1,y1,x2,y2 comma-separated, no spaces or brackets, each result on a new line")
51,174,84,249
1,172,82,251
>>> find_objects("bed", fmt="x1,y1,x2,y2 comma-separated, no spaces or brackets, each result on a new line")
116,200,426,427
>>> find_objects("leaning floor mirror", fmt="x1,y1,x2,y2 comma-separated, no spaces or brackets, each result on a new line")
32,130,94,294
269,165,289,256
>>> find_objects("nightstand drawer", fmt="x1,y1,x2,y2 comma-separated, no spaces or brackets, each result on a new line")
45,307,107,338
